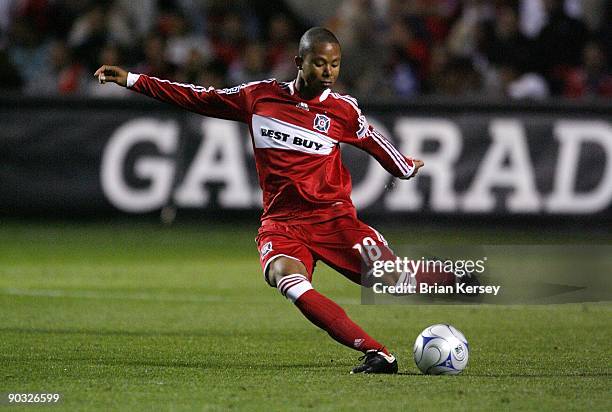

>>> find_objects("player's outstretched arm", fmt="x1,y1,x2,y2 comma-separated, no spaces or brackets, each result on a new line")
93,65,249,122
94,65,128,87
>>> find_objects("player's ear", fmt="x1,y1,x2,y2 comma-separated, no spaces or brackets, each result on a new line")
294,56,303,70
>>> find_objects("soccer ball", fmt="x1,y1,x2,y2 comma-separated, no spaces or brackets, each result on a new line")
413,324,469,375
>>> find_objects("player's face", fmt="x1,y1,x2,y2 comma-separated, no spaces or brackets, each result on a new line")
299,42,341,93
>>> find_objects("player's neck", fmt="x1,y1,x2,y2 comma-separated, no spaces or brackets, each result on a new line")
294,76,325,100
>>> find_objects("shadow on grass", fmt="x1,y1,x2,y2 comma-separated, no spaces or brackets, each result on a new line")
0,326,236,338
464,372,612,378
4,327,611,378
2,356,359,371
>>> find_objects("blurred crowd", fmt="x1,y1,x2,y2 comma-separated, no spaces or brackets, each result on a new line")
0,0,610,101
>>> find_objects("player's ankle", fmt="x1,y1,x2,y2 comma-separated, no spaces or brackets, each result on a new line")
377,346,390,356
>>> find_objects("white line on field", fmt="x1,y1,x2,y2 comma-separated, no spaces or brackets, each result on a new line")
0,288,361,305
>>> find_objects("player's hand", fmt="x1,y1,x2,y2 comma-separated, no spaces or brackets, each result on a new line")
401,159,424,180
94,65,128,87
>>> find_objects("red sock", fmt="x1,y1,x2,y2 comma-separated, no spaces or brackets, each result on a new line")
294,289,389,354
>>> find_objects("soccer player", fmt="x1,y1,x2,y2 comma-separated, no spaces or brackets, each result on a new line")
94,27,424,374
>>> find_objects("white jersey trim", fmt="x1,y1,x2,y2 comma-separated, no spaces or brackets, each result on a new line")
330,92,360,114
319,88,331,102
329,91,412,176
146,75,213,92
263,254,304,286
369,129,412,176
283,81,330,101
142,75,275,94
126,72,141,88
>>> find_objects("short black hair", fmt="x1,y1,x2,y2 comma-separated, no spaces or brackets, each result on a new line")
298,27,340,57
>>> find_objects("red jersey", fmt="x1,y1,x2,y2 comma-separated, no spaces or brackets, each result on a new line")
127,73,415,223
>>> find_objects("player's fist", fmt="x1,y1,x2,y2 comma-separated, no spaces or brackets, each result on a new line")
94,65,128,87
401,159,424,180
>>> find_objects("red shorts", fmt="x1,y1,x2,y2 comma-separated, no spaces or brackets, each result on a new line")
256,215,398,286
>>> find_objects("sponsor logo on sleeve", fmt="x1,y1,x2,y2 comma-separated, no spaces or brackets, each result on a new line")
357,115,369,139
221,85,241,94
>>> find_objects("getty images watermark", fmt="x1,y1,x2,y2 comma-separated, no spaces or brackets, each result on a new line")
369,256,501,296
363,245,612,305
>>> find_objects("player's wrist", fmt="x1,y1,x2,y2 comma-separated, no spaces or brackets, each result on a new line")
126,73,141,88
398,165,416,180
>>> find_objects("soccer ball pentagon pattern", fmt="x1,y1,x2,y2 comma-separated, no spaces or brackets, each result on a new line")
413,324,469,375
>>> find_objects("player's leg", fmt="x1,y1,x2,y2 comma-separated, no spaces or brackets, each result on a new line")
266,257,396,374
267,257,388,350
302,217,409,373
257,225,396,373
311,217,456,291
308,216,413,289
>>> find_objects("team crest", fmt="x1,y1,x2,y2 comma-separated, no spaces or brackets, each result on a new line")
313,113,331,134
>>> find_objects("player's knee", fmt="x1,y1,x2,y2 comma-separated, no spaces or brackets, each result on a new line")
267,257,308,287
267,258,312,302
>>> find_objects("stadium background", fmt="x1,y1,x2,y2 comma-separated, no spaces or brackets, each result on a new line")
1,0,611,411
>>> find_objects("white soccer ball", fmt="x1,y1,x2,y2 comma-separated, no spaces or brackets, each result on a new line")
413,324,469,375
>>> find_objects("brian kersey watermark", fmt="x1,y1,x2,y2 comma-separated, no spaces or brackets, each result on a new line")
372,281,500,296
369,256,501,296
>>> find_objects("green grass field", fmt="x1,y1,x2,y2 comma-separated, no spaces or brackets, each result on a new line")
1,220,610,411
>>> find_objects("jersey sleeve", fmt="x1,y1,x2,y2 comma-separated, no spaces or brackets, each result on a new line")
126,73,251,122
340,106,415,178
